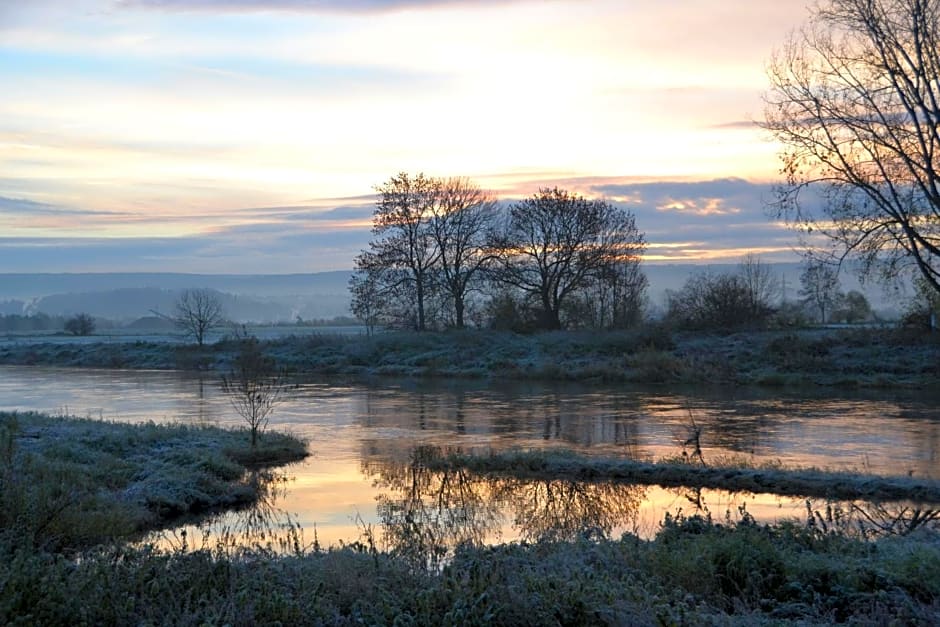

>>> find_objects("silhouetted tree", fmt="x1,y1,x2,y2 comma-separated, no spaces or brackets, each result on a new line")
64,313,95,336
221,338,291,448
174,288,224,346
353,173,441,331
429,178,497,328
739,253,780,316
763,0,940,298
799,262,841,324
489,188,646,330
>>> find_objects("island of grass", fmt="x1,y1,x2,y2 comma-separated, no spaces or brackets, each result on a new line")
0,411,308,552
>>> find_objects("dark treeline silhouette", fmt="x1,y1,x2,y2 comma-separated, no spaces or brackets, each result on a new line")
350,173,647,332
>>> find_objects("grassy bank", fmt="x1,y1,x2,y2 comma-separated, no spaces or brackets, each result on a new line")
1,326,938,388
0,412,308,552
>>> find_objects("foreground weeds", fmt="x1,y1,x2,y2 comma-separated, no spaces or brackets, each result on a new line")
4,415,940,624
2,513,939,625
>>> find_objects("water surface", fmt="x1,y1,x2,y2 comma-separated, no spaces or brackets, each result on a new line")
3,365,938,547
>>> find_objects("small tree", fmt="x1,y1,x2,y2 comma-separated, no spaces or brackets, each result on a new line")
64,313,95,336
349,268,388,336
739,253,780,317
833,290,872,324
174,288,225,346
799,262,841,324
221,339,291,448
666,272,759,330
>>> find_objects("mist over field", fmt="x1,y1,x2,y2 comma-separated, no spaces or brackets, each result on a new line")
0,262,907,325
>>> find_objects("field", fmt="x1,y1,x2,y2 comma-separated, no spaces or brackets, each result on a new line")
1,326,938,389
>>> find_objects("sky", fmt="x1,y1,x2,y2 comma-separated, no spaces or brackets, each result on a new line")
0,0,812,273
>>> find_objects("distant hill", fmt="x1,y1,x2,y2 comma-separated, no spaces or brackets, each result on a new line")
0,264,912,323
0,272,353,322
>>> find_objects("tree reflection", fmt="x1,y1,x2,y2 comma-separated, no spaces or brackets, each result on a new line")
368,446,646,567
493,476,644,542
369,446,502,569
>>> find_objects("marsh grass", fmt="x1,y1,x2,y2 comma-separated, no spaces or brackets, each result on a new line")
3,507,939,625
0,411,307,552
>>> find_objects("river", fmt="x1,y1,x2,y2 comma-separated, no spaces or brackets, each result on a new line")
3,365,938,549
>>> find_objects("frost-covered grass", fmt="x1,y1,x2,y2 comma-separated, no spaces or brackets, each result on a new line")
428,448,940,502
0,326,937,387
2,509,939,625
0,412,307,552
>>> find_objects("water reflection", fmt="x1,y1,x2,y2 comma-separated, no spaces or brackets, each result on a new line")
366,446,646,566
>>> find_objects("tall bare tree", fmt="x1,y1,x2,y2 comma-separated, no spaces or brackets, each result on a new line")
490,187,646,330
353,173,441,331
429,177,498,328
174,288,224,346
763,0,940,297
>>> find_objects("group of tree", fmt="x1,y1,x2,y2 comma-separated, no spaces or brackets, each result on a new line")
0,312,98,335
665,256,875,330
350,173,647,332
665,254,782,330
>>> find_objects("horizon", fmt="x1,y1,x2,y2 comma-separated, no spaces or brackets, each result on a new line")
2,1,811,273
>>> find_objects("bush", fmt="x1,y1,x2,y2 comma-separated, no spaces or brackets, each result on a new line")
64,313,95,336
666,272,773,331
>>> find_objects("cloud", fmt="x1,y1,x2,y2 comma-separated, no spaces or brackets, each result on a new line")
0,221,372,273
116,0,518,13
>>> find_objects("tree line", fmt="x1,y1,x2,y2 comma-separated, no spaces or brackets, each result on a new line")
349,173,648,332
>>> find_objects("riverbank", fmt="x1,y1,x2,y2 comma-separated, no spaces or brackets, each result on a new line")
0,326,937,388
0,412,308,552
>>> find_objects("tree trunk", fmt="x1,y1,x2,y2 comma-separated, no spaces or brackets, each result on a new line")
416,279,426,331
455,298,465,329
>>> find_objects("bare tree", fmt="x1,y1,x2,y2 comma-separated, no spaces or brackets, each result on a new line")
739,253,780,315
428,177,498,328
763,0,940,298
174,288,225,346
800,261,841,324
221,338,291,448
354,173,441,331
490,188,646,330
349,267,388,336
